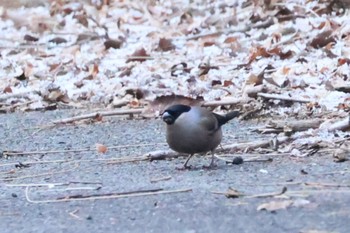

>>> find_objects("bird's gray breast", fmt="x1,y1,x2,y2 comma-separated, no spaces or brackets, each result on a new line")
166,110,222,154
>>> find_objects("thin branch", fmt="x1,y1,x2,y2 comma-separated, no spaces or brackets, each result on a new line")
257,93,311,103
51,109,143,124
69,209,83,220
0,164,79,181
0,92,35,101
256,119,323,134
320,116,350,132
25,187,192,203
202,98,242,107
244,187,287,198
150,176,172,183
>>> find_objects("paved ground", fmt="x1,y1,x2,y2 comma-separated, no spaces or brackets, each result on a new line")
0,110,349,233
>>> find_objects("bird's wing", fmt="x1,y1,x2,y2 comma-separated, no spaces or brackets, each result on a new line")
213,111,240,126
198,112,219,132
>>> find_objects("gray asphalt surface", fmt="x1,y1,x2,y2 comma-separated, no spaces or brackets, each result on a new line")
0,110,349,233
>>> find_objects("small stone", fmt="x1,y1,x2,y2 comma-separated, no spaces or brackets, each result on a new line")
232,156,244,165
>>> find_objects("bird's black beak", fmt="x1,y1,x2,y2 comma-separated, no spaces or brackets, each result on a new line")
162,112,174,125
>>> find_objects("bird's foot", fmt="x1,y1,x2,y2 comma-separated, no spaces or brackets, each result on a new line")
176,164,193,170
202,162,217,169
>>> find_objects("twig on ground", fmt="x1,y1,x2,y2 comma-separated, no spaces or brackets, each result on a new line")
0,164,80,181
69,209,83,220
150,176,172,183
320,116,350,132
0,100,36,112
202,98,242,107
304,182,350,188
25,187,192,203
0,92,34,101
286,189,350,196
106,156,148,164
184,26,249,40
5,182,67,187
51,109,143,124
244,187,288,198
220,136,289,152
256,119,323,134
257,93,311,103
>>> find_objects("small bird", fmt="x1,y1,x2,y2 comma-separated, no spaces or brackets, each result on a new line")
161,104,239,169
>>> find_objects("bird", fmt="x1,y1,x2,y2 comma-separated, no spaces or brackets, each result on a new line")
161,104,239,169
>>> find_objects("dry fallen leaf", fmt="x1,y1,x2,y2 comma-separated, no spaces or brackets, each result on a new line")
24,34,39,42
309,30,335,48
3,86,13,93
49,37,67,44
225,187,243,198
157,38,175,51
104,39,123,50
96,143,108,154
126,48,150,63
257,200,293,212
333,148,349,162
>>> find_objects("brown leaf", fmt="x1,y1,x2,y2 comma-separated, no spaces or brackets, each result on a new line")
74,14,88,27
225,187,243,198
104,39,123,50
275,7,294,22
157,38,175,51
24,34,39,42
257,200,293,212
203,41,216,47
57,93,70,104
338,58,350,66
248,46,293,63
94,113,103,122
309,30,336,48
3,86,13,93
89,64,99,77
96,143,108,154
246,74,263,86
119,66,133,77
49,37,67,44
126,48,150,63
49,63,61,72
45,90,63,102
224,37,237,43
223,80,234,87
77,33,100,42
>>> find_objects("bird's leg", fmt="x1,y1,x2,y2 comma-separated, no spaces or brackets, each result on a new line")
178,154,194,169
183,154,194,168
203,150,216,169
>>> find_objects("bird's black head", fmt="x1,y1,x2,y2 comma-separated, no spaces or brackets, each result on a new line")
161,104,191,125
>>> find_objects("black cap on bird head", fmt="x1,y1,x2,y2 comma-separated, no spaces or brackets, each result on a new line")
161,104,191,125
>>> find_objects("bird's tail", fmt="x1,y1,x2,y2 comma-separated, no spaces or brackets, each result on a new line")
214,111,240,126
